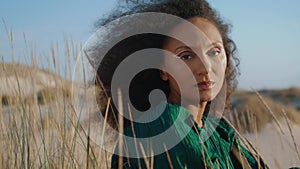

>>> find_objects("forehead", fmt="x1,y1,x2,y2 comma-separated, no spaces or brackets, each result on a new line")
165,17,222,49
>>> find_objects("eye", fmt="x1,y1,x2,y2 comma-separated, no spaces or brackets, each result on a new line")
176,51,195,60
207,46,224,57
180,54,193,60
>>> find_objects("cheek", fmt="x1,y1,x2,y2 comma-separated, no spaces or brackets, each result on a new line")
215,53,227,75
163,57,185,75
211,54,227,75
221,55,227,72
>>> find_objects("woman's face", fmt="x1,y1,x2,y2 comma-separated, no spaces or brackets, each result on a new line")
161,17,227,104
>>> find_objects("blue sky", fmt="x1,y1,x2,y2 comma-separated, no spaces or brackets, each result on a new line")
1,0,300,90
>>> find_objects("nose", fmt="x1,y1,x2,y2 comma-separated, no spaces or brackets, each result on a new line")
193,55,212,75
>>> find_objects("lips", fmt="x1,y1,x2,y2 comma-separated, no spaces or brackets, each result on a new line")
194,81,215,90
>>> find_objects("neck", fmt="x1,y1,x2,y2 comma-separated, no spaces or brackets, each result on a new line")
185,102,207,128
167,95,207,127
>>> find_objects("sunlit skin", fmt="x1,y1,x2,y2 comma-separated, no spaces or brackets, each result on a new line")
161,17,227,127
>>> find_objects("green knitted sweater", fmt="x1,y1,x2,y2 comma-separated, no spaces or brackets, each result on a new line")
111,102,268,169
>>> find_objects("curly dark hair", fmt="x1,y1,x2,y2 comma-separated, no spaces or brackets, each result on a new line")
88,0,240,130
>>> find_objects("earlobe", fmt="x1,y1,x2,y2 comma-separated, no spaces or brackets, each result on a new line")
160,70,169,81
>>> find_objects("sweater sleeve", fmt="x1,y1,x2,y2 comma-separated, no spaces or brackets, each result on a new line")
230,136,269,169
217,117,269,169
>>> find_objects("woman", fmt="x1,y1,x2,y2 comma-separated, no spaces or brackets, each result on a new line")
85,0,269,168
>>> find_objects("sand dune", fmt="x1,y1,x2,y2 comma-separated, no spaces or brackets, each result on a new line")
0,63,68,97
243,120,300,169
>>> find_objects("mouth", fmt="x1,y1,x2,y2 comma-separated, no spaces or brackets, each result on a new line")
194,81,215,90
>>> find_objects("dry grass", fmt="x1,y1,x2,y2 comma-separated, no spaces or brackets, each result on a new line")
228,89,300,133
0,58,116,169
0,25,116,168
1,23,300,169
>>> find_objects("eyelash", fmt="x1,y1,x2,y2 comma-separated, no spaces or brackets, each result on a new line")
175,46,223,60
207,47,223,56
178,52,195,60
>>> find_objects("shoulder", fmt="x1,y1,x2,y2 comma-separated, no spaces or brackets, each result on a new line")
123,102,190,137
219,117,237,143
204,115,237,145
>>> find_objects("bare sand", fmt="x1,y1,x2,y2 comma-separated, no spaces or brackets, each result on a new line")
242,120,300,169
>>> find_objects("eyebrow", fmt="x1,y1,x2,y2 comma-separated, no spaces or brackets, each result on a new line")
174,40,223,53
175,46,192,53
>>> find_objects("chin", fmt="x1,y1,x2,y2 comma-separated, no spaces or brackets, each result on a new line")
182,90,217,104
199,97,213,103
199,91,216,102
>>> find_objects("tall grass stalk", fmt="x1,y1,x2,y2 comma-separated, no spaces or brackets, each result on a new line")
253,89,284,134
282,109,300,162
2,17,14,63
117,88,124,169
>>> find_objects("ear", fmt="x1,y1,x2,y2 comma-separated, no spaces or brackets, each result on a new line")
160,70,169,81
